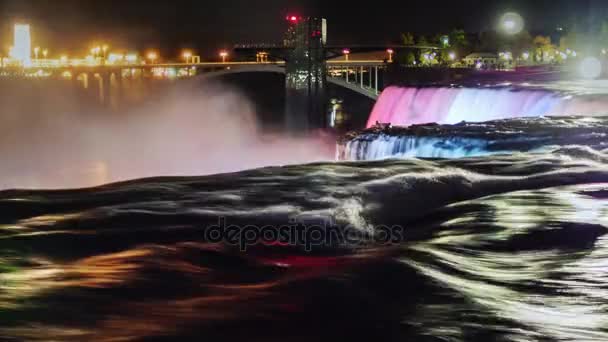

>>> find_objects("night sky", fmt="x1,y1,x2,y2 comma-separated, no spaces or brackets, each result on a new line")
0,0,607,59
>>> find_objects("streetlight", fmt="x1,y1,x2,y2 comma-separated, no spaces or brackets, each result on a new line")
342,48,350,61
60,55,68,65
448,51,456,61
147,51,158,64
34,46,40,60
42,49,48,59
219,50,228,63
183,50,192,63
387,49,394,63
500,12,524,35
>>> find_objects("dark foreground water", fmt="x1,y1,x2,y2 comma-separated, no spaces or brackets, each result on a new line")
2,137,608,340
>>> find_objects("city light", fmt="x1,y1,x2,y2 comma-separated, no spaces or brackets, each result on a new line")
522,51,530,60
343,48,350,61
500,12,524,35
499,51,513,61
42,49,48,58
220,50,229,63
147,51,158,63
125,54,138,63
183,50,193,63
107,53,124,64
448,52,456,61
387,48,394,63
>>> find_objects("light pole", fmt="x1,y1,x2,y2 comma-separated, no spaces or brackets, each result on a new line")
42,49,48,59
387,49,394,63
147,51,158,64
34,47,40,61
342,48,350,61
219,51,228,63
183,50,192,63
220,50,228,63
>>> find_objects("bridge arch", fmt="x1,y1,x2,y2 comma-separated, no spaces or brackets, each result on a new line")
197,64,379,100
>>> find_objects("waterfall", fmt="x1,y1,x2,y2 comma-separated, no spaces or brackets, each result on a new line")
343,134,497,160
339,86,608,161
366,86,568,128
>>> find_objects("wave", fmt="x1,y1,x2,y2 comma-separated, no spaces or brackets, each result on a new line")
1,146,608,341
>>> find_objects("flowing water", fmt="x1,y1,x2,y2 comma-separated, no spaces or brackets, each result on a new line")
3,84,608,341
367,85,608,127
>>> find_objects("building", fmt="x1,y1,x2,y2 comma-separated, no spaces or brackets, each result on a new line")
463,52,498,69
12,24,32,66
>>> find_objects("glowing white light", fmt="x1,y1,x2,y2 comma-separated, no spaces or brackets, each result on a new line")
13,24,32,67
500,12,524,35
522,52,530,60
580,57,602,79
125,54,138,63
107,53,122,64
448,52,456,61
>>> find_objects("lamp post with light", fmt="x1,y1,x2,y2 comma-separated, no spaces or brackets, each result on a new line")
147,51,158,64
342,49,350,61
183,50,192,64
387,49,394,63
220,50,228,63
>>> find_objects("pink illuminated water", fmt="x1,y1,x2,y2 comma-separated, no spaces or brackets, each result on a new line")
367,86,608,127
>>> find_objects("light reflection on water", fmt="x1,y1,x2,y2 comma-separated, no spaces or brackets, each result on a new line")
408,184,608,340
1,150,608,341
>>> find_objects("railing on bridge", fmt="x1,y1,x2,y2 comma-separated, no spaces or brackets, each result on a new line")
327,60,386,98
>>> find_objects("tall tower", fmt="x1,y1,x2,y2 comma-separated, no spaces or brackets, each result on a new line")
284,17,328,133
13,24,32,66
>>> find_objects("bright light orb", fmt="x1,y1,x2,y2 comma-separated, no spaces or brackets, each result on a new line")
580,57,602,79
500,12,524,35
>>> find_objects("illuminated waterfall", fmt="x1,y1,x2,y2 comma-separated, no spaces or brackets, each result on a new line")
366,86,567,127
340,86,608,161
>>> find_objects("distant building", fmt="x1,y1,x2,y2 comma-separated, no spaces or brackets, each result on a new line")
463,53,498,69
13,24,32,66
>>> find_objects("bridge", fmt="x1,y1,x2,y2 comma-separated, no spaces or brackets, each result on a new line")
5,17,435,132
6,58,386,111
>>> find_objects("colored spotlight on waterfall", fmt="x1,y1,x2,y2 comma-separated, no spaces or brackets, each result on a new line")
580,57,602,79
500,12,524,35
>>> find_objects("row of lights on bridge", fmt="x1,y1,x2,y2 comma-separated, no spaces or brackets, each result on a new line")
342,48,394,62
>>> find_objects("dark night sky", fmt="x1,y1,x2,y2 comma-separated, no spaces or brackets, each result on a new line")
0,0,607,59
